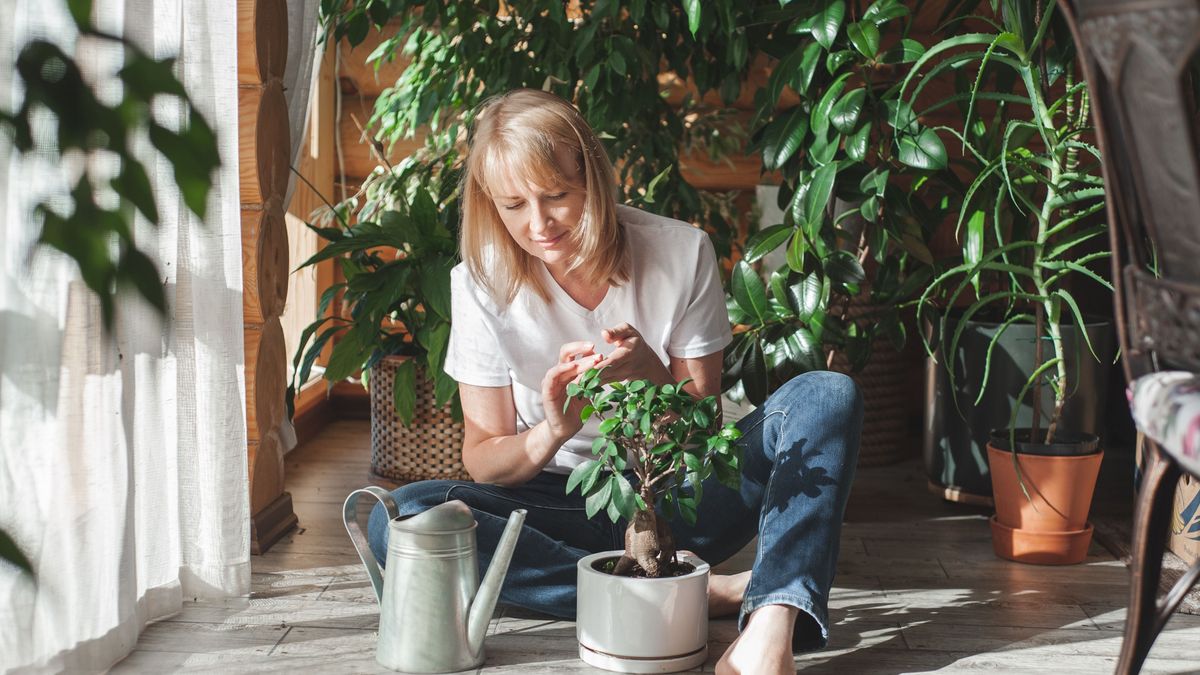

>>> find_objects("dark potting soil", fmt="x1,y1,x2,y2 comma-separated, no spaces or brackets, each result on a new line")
590,556,696,578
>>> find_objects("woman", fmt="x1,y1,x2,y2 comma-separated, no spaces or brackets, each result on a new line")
368,88,862,675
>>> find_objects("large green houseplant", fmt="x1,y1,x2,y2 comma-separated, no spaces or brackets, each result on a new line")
907,0,1112,563
287,159,465,481
725,0,954,404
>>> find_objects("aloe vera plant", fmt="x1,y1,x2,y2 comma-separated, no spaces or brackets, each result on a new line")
907,0,1108,444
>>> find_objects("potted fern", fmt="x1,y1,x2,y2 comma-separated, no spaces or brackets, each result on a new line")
565,368,742,673
907,1,1113,563
287,159,466,483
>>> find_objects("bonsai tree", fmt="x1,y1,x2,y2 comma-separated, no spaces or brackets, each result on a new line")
907,0,1108,449
565,368,743,577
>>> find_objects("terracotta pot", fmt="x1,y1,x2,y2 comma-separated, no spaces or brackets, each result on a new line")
986,430,1102,565
986,432,1102,532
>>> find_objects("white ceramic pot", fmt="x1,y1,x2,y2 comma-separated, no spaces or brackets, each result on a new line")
576,550,710,674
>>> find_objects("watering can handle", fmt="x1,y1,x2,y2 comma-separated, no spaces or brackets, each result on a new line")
343,486,399,603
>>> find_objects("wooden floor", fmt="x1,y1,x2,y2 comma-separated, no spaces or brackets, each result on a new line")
115,420,1200,673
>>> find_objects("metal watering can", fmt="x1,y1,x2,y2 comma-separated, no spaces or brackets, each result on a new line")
343,487,527,673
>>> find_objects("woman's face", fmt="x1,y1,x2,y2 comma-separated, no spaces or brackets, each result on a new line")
488,148,587,271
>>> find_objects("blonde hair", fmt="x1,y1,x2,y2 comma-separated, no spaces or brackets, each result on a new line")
460,88,629,306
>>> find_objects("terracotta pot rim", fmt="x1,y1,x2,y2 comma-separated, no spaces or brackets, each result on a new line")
986,442,1104,461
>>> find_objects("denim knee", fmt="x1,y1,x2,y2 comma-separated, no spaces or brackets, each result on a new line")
772,370,862,415
367,479,461,565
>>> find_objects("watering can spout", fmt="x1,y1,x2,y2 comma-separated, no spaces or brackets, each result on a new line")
467,508,526,650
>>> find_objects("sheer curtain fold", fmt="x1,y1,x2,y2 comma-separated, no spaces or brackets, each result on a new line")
0,0,257,671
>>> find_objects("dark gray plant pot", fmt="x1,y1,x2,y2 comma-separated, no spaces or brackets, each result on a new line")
923,313,1115,501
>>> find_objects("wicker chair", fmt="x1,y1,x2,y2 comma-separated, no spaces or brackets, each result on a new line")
1059,0,1200,672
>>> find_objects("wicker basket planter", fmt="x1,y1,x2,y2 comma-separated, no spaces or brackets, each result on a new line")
829,339,913,467
369,355,468,485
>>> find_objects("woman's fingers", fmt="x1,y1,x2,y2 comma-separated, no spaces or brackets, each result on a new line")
558,340,595,363
602,323,639,345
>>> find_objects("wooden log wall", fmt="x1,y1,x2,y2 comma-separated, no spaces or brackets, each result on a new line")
238,0,298,554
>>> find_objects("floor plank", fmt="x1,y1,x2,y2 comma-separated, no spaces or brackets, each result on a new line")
114,419,1200,673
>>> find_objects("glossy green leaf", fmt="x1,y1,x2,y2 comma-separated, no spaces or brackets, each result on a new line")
598,417,620,435
789,272,824,322
845,121,871,162
810,0,844,49
830,88,866,134
684,0,702,36
783,326,822,371
824,250,866,285
897,128,948,170
762,107,809,170
732,260,772,324
883,38,925,64
786,230,806,272
742,340,769,406
803,162,838,230
811,75,848,137
863,0,908,24
847,21,880,59
963,209,985,269
613,473,637,521
743,224,792,263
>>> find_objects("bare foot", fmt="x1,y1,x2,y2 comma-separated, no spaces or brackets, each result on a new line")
715,604,798,675
708,571,751,618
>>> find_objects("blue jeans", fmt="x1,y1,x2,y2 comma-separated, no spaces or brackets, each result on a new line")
367,371,862,651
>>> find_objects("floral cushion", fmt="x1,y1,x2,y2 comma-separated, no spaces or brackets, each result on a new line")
1129,371,1200,476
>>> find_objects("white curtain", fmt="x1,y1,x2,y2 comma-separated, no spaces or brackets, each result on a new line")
0,1,250,671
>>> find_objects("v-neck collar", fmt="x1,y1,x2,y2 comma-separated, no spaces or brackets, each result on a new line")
537,261,617,318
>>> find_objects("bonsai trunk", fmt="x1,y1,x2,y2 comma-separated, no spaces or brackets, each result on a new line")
612,507,675,578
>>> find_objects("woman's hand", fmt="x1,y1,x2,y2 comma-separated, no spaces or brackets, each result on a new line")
596,323,672,386
541,341,602,443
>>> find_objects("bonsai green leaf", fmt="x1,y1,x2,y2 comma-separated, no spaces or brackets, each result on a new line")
684,0,702,37
567,458,600,494
803,162,838,229
830,88,866,134
597,417,620,435
683,451,703,474
810,0,844,49
762,107,809,170
845,121,871,162
0,528,32,577
585,475,614,520
897,128,948,170
677,495,698,525
393,358,417,426
743,224,793,263
732,261,772,325
847,22,880,59
1055,289,1101,362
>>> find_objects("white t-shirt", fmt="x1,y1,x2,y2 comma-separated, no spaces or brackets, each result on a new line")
444,204,733,474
